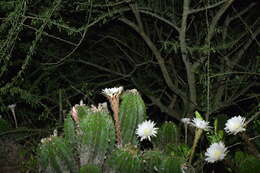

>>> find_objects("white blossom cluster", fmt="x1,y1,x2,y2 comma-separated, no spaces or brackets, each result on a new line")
181,114,247,163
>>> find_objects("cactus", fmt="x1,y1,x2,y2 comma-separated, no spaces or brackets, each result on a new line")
37,88,184,173
119,89,147,145
38,136,78,173
38,105,115,172
159,156,184,173
80,164,102,173
142,150,165,173
107,146,143,173
77,106,116,166
63,116,77,147
154,122,179,151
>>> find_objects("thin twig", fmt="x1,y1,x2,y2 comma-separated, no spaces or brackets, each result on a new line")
188,0,229,14
228,135,260,149
245,112,260,126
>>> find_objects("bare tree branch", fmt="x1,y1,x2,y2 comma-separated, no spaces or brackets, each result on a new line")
179,0,198,112
193,0,234,70
223,3,256,40
119,17,187,101
188,0,229,14
132,78,181,120
139,9,180,32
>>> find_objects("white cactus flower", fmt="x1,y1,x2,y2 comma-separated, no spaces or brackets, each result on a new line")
181,118,191,124
8,104,16,110
191,118,211,130
205,142,228,163
102,86,123,97
224,116,246,135
136,120,158,141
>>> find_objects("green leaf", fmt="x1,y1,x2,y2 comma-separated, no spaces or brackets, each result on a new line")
195,111,203,120
206,130,224,143
171,144,191,159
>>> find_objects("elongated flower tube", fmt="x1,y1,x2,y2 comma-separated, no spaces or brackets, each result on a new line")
205,142,228,163
102,86,123,146
224,116,246,135
189,117,211,164
136,120,158,141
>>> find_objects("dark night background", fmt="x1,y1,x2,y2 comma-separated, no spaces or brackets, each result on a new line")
0,0,259,172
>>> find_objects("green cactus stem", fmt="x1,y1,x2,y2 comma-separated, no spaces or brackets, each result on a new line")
78,106,116,166
107,146,143,173
38,136,78,173
142,150,164,173
119,89,146,145
154,122,179,151
160,156,183,173
80,164,102,173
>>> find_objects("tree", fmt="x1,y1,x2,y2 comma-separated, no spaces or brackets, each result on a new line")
0,0,259,124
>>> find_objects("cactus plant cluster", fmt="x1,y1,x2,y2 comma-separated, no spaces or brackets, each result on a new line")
38,88,185,173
